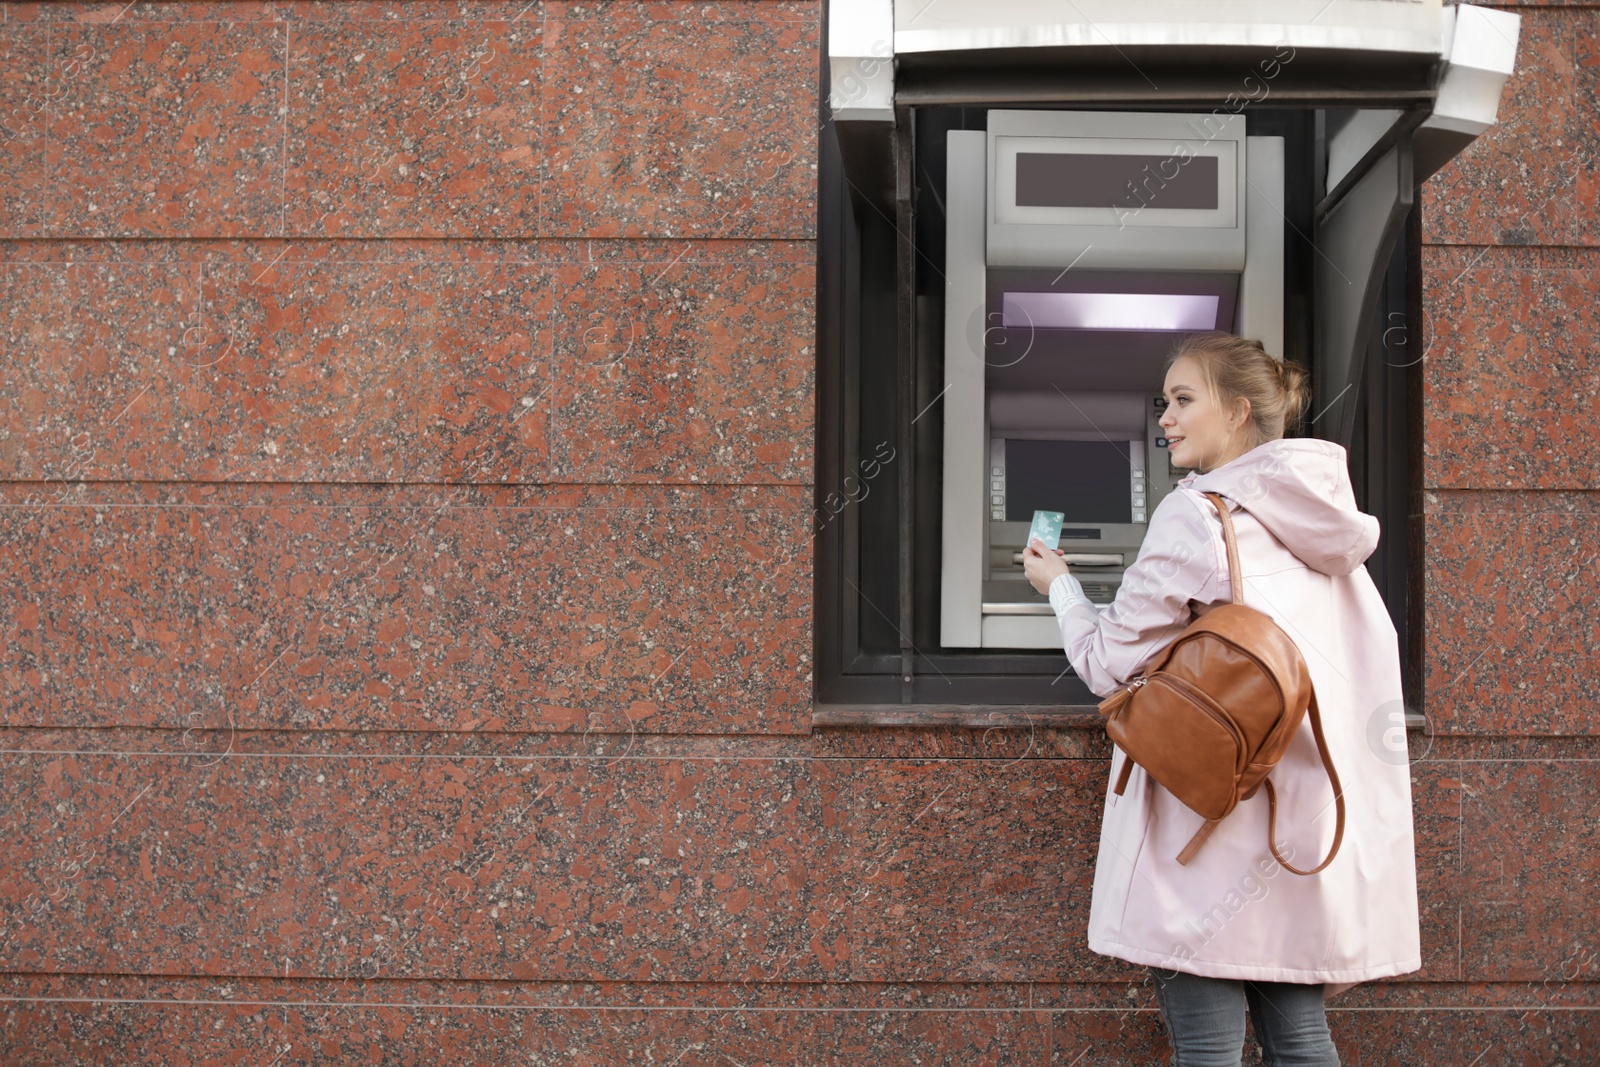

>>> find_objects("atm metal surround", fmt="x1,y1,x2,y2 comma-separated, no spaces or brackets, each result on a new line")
813,1,1520,720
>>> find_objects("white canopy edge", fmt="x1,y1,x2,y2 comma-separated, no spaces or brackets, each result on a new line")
892,0,1443,56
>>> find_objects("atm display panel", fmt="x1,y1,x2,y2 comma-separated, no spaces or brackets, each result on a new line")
994,437,1140,526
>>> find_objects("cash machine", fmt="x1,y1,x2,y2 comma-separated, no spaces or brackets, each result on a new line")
940,110,1286,649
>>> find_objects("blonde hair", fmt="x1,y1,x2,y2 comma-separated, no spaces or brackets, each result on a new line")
1165,332,1310,448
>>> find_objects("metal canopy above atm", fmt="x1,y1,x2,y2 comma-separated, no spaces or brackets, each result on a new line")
829,0,1522,203
891,0,1445,56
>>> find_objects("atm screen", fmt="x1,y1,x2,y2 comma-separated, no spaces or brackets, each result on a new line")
1014,152,1220,211
1004,439,1133,524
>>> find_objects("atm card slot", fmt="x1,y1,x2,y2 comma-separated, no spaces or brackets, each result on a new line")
982,602,1056,615
1010,551,1125,567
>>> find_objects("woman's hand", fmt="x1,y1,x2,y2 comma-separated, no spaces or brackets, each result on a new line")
1022,538,1071,596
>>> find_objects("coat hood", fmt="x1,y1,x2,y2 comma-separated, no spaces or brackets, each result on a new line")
1178,438,1379,576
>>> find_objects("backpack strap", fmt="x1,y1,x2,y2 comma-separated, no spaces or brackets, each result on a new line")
1171,490,1242,867
1201,491,1245,604
1113,749,1135,796
1176,818,1221,866
1261,688,1347,876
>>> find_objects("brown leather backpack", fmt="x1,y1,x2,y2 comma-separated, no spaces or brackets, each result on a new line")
1096,490,1345,875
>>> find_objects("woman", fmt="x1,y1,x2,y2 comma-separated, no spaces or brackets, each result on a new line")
1022,332,1420,1066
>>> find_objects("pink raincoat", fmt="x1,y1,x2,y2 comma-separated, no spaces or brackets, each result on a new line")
1052,438,1421,986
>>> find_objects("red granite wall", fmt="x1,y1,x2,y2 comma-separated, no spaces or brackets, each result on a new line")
1401,2,1600,1060
0,1,1594,1063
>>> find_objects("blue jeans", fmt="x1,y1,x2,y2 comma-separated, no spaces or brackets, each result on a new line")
1150,968,1341,1067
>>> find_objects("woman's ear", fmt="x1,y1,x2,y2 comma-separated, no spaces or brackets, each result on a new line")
1231,395,1253,433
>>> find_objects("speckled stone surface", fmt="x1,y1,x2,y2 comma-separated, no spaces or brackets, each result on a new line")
1048,1009,1169,1065
1405,758,1600,989
0,1,817,241
545,250,815,482
1421,8,1600,249
284,16,545,239
0,748,1154,988
31,18,285,238
1422,246,1600,490
0,240,813,483
1456,760,1600,983
542,2,818,240
3,996,530,1065
1330,1008,1600,1067
840,758,1122,984
1421,490,1600,736
0,27,49,238
1409,763,1463,981
523,1007,1057,1066
0,751,852,981
0,484,814,734
0,746,1157,984
811,1009,1052,1065
3,995,1595,1065
0,996,1070,1065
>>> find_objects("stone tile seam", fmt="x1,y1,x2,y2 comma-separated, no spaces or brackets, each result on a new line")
1422,243,1600,250
0,483,816,490
0,995,1594,1013
0,749,1115,761
1424,488,1600,494
0,238,822,250
0,11,824,28
0,996,1124,1013
3,746,1595,761
0,492,818,506
0,242,826,257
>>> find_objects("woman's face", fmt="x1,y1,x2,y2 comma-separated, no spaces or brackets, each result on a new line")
1160,355,1250,474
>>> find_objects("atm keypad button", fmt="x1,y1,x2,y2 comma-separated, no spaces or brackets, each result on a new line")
991,510,1004,521
992,495,1004,506
992,466,1004,477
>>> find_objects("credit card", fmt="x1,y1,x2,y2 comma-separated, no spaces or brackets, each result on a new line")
1028,509,1065,551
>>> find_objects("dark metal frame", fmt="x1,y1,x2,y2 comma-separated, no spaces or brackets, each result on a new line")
815,69,1426,717
1347,201,1426,711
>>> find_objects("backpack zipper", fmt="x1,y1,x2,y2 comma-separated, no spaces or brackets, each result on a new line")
1098,676,1147,718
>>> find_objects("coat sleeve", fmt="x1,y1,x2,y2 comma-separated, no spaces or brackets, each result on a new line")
1053,489,1222,698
